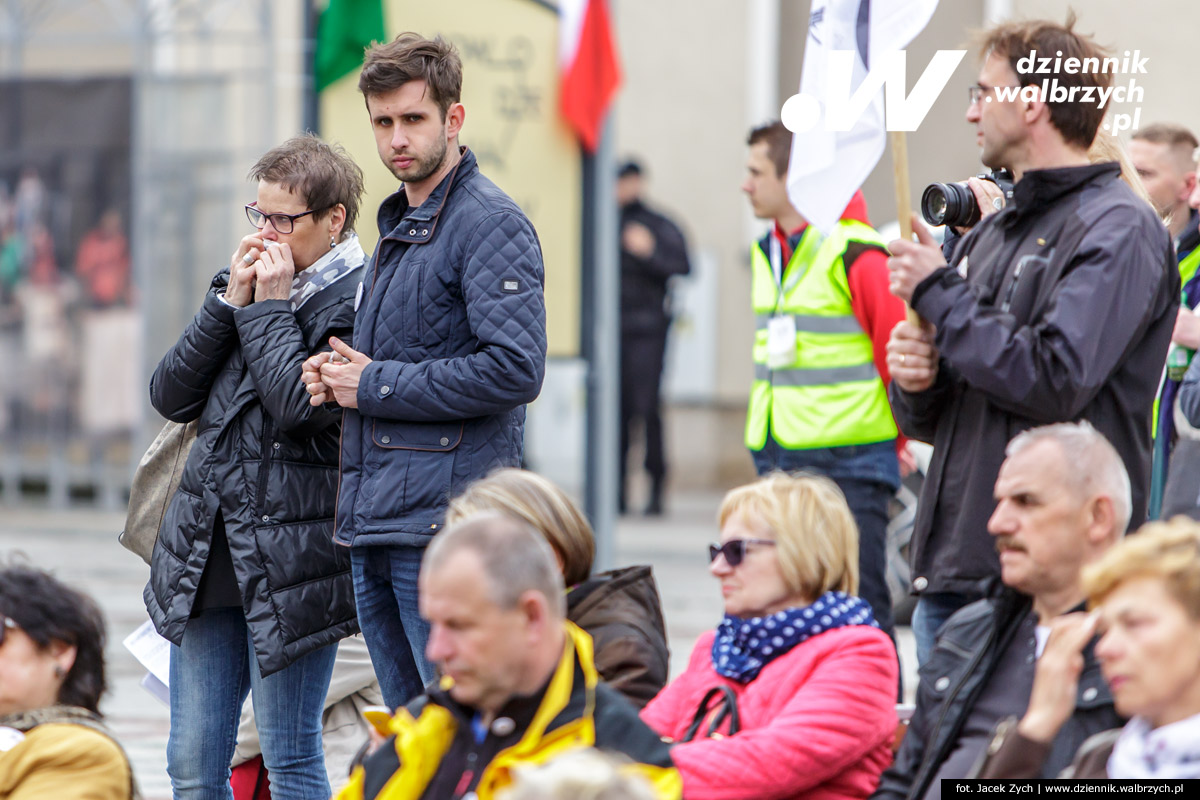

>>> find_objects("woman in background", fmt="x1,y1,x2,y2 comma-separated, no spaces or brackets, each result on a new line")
0,563,135,800
447,468,669,707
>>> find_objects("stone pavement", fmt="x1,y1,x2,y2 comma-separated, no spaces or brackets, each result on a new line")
0,491,916,799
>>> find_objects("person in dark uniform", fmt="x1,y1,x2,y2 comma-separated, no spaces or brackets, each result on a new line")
617,159,690,515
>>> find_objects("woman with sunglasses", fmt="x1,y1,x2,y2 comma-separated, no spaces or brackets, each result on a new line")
143,133,365,799
1,563,136,799
977,518,1200,780
640,473,899,800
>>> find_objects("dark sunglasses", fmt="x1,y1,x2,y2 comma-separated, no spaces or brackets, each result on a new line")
1,614,16,646
708,538,776,567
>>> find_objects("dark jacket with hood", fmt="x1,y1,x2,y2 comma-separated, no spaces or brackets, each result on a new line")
335,148,546,548
144,266,362,676
872,588,1121,800
566,565,670,709
891,162,1177,597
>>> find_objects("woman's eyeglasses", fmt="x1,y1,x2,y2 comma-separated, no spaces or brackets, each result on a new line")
708,538,776,567
244,203,329,235
1,614,17,646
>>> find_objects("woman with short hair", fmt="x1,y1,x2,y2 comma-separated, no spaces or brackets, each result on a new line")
0,563,136,799
144,133,366,799
447,468,669,707
640,472,899,800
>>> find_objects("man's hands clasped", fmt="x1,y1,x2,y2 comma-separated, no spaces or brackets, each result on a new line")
302,337,372,409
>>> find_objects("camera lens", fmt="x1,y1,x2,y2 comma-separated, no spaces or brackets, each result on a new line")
922,188,949,225
920,182,981,228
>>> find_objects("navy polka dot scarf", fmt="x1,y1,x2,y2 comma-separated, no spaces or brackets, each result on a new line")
711,591,878,683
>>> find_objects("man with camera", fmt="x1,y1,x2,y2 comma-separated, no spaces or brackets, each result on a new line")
885,16,1178,664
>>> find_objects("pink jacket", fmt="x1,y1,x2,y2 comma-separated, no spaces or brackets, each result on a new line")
641,625,897,800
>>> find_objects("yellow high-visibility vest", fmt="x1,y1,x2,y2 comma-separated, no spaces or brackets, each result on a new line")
746,219,898,451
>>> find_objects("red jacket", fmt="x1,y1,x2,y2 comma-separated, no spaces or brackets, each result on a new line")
641,625,897,800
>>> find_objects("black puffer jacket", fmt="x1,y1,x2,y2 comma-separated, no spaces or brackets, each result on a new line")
872,588,1120,800
144,267,362,676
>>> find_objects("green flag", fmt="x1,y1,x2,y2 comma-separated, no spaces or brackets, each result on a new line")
316,0,386,93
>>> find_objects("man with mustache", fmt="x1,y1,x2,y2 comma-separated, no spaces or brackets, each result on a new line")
873,422,1125,800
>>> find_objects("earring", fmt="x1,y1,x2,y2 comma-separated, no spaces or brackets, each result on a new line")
330,235,337,248
53,665,65,678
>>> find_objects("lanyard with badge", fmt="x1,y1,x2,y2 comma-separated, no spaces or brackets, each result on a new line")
766,231,802,369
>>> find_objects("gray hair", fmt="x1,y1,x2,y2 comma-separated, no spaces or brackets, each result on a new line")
422,513,566,618
497,749,658,800
1006,421,1132,534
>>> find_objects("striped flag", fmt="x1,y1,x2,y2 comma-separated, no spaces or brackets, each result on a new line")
558,0,622,153
786,0,938,232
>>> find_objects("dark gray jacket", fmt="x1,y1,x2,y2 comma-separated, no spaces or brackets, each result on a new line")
892,162,1177,597
873,589,1120,800
335,148,546,548
144,267,362,676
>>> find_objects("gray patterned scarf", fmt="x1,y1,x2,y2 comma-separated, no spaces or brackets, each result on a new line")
290,233,365,311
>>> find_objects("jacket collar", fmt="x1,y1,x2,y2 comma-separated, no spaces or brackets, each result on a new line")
1005,161,1120,222
377,146,478,244
426,621,598,743
1177,209,1200,258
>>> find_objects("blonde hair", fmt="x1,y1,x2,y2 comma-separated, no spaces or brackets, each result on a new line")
497,749,658,800
446,469,595,586
717,472,859,599
1083,517,1200,620
1088,133,1153,207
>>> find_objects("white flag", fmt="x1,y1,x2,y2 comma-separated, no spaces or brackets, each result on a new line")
786,0,939,233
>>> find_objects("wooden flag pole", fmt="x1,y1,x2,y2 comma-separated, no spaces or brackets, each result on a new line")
890,129,922,325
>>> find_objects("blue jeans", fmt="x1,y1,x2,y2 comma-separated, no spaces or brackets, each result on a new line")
912,591,976,666
351,545,436,709
751,437,899,640
167,607,337,800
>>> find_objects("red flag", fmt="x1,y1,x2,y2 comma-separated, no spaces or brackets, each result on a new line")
559,0,622,153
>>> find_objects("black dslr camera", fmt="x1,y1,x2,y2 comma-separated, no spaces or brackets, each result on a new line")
920,170,1014,228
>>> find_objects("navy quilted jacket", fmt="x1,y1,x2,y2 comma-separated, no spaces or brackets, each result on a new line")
336,148,546,547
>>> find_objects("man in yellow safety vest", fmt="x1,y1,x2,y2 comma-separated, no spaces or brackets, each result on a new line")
740,120,907,639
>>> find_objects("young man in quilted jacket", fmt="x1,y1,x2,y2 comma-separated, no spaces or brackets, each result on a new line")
302,32,547,710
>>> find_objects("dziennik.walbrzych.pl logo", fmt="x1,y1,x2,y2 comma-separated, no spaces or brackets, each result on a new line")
781,49,1148,136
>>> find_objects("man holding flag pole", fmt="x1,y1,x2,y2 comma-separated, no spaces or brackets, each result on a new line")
885,15,1177,665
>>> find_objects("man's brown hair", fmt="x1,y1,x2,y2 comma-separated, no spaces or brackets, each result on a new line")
248,133,364,235
747,121,792,178
975,13,1112,149
358,32,462,119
